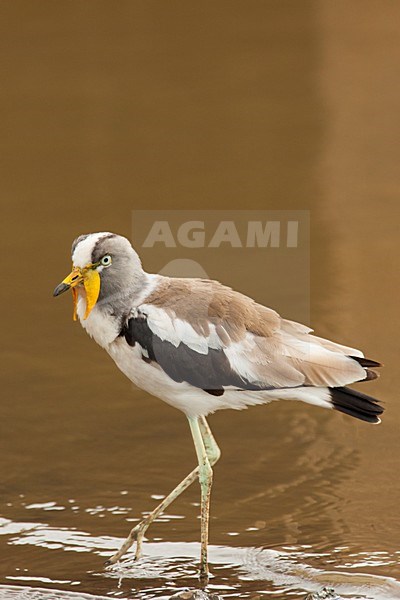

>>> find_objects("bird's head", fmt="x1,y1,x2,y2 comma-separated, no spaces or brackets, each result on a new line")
53,232,143,320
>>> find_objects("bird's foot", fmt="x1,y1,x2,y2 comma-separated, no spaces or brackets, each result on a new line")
198,571,209,587
198,562,209,586
104,520,149,567
169,591,222,600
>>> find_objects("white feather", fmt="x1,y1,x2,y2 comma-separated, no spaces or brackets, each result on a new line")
139,304,224,354
72,232,112,267
77,295,120,348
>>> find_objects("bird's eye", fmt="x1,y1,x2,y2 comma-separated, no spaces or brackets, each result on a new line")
101,254,112,266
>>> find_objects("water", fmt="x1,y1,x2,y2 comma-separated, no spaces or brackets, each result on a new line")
1,1,400,598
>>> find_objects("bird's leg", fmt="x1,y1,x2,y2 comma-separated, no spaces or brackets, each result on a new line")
188,416,214,583
199,416,221,466
105,466,199,565
105,417,220,567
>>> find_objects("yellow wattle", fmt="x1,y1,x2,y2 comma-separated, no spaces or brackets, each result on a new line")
83,269,101,319
72,287,78,321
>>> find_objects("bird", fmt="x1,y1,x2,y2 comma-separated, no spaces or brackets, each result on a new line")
53,231,383,581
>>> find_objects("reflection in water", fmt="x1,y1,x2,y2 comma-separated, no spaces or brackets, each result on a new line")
0,586,109,600
2,514,400,599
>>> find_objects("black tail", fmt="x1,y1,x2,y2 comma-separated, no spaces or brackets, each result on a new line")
349,356,383,382
350,356,382,369
329,386,384,424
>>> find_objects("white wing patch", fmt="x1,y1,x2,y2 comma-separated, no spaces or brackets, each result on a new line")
137,304,225,354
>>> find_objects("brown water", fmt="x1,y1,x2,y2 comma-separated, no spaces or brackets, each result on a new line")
1,2,400,599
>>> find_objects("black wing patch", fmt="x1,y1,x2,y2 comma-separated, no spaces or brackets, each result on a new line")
120,315,273,394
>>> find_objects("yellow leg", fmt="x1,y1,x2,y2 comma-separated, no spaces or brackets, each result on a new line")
105,416,220,567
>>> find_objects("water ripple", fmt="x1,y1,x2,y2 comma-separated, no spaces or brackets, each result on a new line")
2,516,400,599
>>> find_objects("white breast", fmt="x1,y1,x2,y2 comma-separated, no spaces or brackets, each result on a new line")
76,295,120,348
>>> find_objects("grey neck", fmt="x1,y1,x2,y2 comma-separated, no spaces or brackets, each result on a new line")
96,270,154,318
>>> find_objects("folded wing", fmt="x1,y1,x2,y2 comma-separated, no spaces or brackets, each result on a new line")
120,277,380,394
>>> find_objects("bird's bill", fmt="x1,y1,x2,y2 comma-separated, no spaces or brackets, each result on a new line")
53,267,84,296
53,266,101,321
